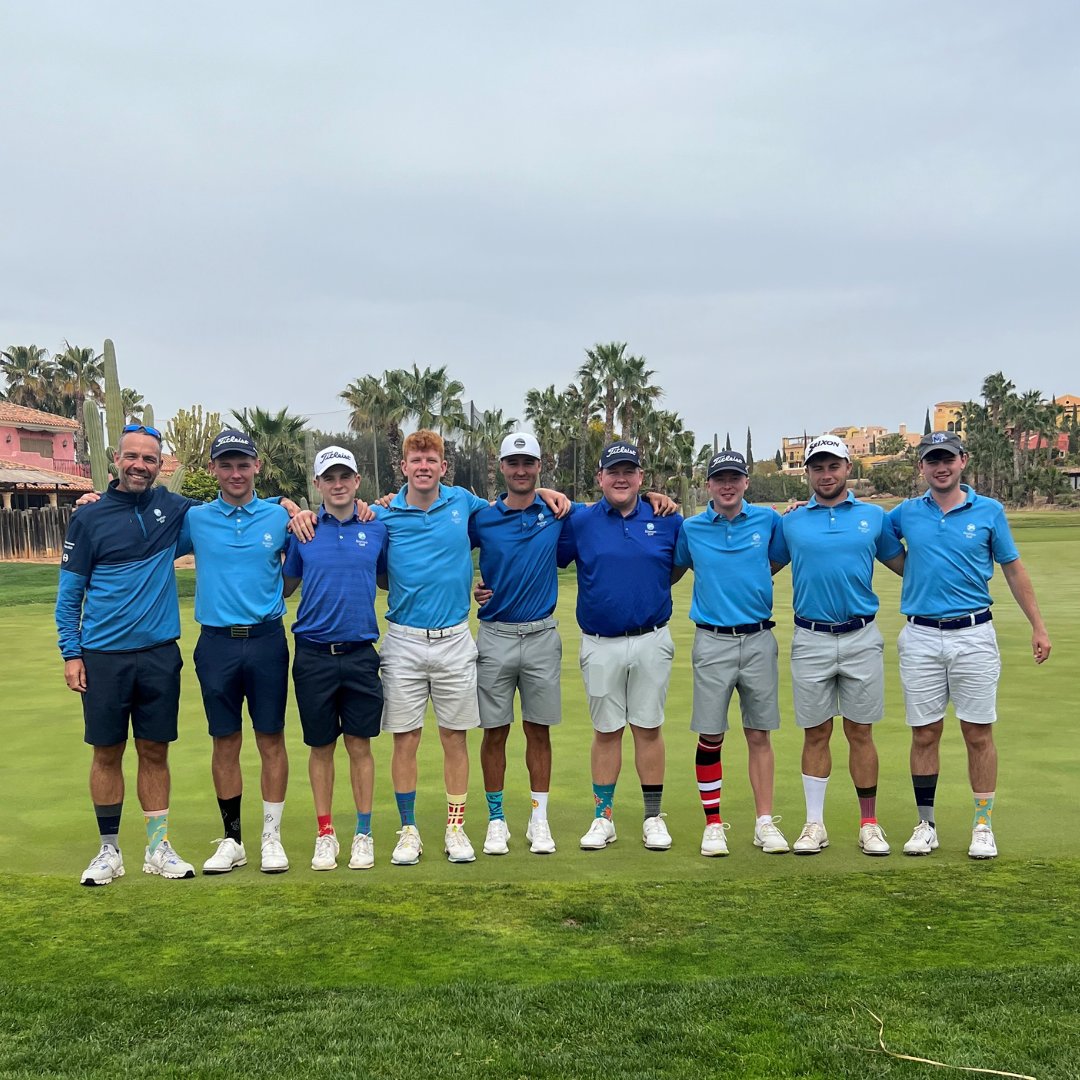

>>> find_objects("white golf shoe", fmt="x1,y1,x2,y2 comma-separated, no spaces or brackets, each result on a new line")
80,844,124,887
311,832,340,871
968,824,998,859
903,821,939,856
483,819,510,855
643,815,672,850
858,823,891,856
580,817,617,849
142,841,195,879
793,821,829,855
526,819,556,854
753,817,790,854
701,821,730,857
391,825,423,866
349,833,375,870
444,825,476,863
203,838,247,875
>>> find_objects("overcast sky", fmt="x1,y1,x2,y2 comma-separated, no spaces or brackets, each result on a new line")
3,2,1078,460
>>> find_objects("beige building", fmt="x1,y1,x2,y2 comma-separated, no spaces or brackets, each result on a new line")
933,401,966,434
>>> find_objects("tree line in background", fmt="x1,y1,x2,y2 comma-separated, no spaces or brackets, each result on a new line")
3,341,1078,507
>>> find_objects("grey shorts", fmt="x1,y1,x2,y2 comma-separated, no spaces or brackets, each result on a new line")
579,625,674,733
790,621,885,729
477,619,563,729
691,627,781,735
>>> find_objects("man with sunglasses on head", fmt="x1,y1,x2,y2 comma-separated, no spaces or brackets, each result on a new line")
57,423,198,886
888,432,1051,860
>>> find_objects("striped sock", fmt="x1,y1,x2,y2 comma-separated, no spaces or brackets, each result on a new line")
913,773,938,827
856,785,877,826
144,808,168,853
485,790,505,822
695,738,723,824
973,791,995,829
447,792,467,828
395,791,416,828
642,784,663,821
355,812,372,836
94,801,122,850
593,782,615,820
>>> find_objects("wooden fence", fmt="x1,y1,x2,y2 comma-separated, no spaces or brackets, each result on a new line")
0,507,72,561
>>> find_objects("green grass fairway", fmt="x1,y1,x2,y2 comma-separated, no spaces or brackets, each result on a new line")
1,512,1077,1077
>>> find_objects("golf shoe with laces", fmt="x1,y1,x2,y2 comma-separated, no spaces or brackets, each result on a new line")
444,825,476,863
482,819,510,855
349,833,374,870
203,837,247,874
793,821,829,855
580,817,617,849
80,844,125,887
968,824,998,859
643,814,672,850
525,819,556,854
391,825,423,865
903,821,939,856
753,816,790,854
700,821,730,857
260,835,289,874
142,840,195,879
311,832,339,871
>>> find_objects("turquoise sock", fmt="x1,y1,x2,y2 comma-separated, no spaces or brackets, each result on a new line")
144,810,168,853
973,792,995,829
593,783,615,819
485,790,505,821
356,812,372,836
395,791,416,828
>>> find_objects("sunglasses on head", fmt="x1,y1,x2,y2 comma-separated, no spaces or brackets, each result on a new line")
122,423,162,441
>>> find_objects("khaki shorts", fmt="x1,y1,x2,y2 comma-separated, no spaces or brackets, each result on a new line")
477,619,562,729
691,627,781,735
579,625,674,733
380,622,480,733
790,621,885,729
898,621,1000,726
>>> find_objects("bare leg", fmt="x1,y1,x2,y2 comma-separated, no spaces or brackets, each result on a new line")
522,721,552,791
843,718,878,789
308,742,336,820
344,735,374,814
255,731,288,803
90,743,126,805
211,732,243,800
744,728,774,817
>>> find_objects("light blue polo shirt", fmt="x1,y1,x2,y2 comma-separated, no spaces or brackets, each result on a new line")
887,485,1019,618
178,494,289,626
283,510,389,643
557,497,682,636
775,492,902,622
372,483,489,629
675,500,787,626
469,495,585,624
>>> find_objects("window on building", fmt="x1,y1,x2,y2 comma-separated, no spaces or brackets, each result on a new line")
19,436,53,457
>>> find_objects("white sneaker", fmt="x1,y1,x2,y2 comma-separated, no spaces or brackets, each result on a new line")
793,821,829,855
80,844,124,886
142,840,195,879
391,825,423,866
526,818,556,854
701,821,730,857
859,823,891,856
968,823,998,859
444,825,476,863
349,833,374,870
260,834,289,874
643,815,672,850
903,821,939,856
580,817,617,849
753,817,790,854
483,819,510,855
203,837,247,875
311,832,340,871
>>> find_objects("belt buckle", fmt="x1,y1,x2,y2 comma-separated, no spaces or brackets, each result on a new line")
230,626,249,639
330,642,345,655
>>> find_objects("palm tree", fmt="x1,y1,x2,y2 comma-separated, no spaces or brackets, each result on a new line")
579,342,629,444
466,408,518,497
524,384,568,485
1,345,53,409
229,406,309,499
121,388,146,423
615,356,662,445
341,374,402,493
563,377,602,499
981,372,1016,428
55,343,104,463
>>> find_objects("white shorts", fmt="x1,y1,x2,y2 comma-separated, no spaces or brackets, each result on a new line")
579,625,674,734
379,622,481,733
790,621,885,729
897,621,1000,726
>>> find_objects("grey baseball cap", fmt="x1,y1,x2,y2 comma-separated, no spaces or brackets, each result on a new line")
918,431,966,459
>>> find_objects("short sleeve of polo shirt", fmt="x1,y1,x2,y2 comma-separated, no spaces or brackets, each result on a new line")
453,487,490,517
874,510,904,562
674,525,692,568
989,504,1020,565
766,510,788,566
886,504,905,542
282,535,303,578
556,512,578,568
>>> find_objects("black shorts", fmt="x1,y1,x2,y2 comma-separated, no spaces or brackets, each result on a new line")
292,638,383,746
81,641,182,747
194,621,289,737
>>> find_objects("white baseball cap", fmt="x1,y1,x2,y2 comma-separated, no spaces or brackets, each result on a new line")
499,433,541,460
804,433,851,463
313,445,358,477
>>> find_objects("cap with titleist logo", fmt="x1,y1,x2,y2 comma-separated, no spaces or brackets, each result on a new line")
804,434,851,463
313,445,358,477
599,441,641,469
210,430,258,460
918,431,965,459
707,450,749,478
499,433,541,460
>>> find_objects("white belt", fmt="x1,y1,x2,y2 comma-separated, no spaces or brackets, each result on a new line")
387,620,470,640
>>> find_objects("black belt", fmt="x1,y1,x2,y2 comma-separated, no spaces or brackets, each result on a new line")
202,617,283,640
794,614,874,635
908,611,992,631
696,620,775,636
294,637,372,655
601,620,669,639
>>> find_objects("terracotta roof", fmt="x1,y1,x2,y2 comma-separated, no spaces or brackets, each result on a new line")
0,402,79,430
0,457,94,490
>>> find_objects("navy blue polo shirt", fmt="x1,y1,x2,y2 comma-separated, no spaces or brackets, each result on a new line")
675,500,787,626
888,485,1019,618
774,492,902,622
283,509,389,643
557,497,682,636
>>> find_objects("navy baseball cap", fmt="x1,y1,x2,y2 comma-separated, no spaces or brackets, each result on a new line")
918,432,965,459
210,429,258,459
707,450,749,478
599,441,641,469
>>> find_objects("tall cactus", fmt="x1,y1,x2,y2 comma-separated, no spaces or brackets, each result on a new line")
102,339,124,454
86,399,109,491
142,404,155,431
167,465,187,493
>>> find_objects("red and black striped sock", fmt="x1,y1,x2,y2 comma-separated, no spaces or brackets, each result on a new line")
695,738,723,824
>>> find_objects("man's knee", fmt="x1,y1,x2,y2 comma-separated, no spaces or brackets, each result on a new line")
92,742,126,769
911,721,943,750
803,720,832,747
482,726,511,750
961,721,995,752
134,739,169,767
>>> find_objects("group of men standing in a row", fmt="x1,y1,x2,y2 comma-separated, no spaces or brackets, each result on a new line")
57,421,1050,886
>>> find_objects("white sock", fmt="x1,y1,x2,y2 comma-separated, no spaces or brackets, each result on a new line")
263,800,285,838
530,791,549,822
802,774,829,824
755,814,773,829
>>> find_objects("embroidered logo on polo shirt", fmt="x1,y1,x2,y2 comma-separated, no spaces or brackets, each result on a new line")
262,531,274,549
536,512,547,529
751,532,762,546
153,508,167,525
356,532,368,547
858,519,869,533
645,523,656,535
451,509,462,524
964,523,977,540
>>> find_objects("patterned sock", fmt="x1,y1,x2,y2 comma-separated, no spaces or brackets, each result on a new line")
593,782,615,820
642,784,664,821
530,791,549,823
262,800,285,839
94,801,122,850
973,791,995,829
317,814,334,837
913,773,938,827
447,792,467,828
695,738,723,824
802,773,829,824
144,808,168,853
217,795,242,843
395,790,416,827
856,785,877,826
355,812,372,836
485,790,505,822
